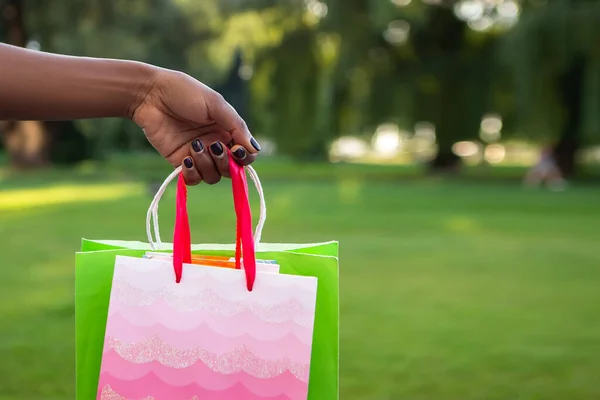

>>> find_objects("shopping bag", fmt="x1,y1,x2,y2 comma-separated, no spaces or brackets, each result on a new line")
75,159,339,400
76,246,338,400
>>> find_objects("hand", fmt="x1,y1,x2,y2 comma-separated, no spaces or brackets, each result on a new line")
131,68,261,185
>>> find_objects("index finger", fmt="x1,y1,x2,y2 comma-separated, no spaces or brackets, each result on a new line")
205,91,261,154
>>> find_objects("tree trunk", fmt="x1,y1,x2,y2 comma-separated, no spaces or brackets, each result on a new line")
1,0,52,168
424,6,467,172
553,56,585,177
217,49,248,122
430,63,464,172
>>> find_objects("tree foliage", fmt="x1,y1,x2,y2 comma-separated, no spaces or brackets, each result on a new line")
1,0,597,171
503,0,600,142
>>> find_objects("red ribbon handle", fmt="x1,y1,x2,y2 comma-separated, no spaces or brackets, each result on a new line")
172,174,191,283
172,152,256,291
229,152,256,291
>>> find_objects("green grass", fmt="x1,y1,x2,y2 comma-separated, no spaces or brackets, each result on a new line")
1,161,600,399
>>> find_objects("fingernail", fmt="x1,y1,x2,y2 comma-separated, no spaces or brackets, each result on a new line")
210,142,224,156
184,157,193,168
233,147,246,159
250,137,262,152
192,140,204,153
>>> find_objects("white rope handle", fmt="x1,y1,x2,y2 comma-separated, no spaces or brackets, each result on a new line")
146,165,266,250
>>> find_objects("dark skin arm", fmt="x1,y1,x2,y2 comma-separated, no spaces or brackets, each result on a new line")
0,43,260,184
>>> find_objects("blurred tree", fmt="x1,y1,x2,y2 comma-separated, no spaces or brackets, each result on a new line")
358,0,502,171
216,49,249,123
268,27,323,159
244,0,502,164
247,0,386,160
503,0,600,176
226,1,338,160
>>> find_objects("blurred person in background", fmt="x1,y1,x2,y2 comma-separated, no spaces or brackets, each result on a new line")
0,42,261,183
523,143,567,191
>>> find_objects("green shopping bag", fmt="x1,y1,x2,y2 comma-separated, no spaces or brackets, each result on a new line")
75,166,339,400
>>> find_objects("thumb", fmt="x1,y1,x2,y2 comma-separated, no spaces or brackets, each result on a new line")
206,91,261,153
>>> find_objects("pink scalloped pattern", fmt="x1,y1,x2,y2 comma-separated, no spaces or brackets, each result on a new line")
107,298,314,342
104,336,310,381
98,258,317,400
104,320,311,362
99,378,295,400
111,280,315,327
99,353,308,397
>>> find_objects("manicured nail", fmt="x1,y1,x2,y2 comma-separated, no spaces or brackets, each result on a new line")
192,140,204,153
210,142,224,156
233,147,246,160
250,137,262,152
184,157,193,168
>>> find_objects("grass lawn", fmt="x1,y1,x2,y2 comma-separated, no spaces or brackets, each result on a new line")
0,159,600,399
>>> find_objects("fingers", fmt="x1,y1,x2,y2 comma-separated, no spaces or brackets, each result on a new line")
206,91,262,154
230,144,257,166
181,157,202,186
181,138,255,186
188,139,221,185
208,141,229,179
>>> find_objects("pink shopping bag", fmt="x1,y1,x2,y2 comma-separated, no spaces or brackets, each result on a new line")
96,155,318,400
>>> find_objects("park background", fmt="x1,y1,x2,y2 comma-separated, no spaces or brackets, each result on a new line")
1,0,600,399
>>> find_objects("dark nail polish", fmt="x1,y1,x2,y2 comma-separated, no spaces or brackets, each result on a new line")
210,142,224,156
250,137,262,152
233,147,246,159
184,157,193,168
192,140,204,153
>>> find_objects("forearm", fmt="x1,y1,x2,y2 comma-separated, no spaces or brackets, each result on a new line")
0,43,156,121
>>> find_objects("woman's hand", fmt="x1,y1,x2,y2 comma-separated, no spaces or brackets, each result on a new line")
0,43,257,183
132,69,261,185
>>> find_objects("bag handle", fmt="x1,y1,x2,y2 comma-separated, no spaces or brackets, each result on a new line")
146,164,266,250
172,173,192,282
172,150,256,291
230,152,256,291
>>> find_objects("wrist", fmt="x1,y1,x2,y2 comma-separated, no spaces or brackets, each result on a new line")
125,62,161,120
